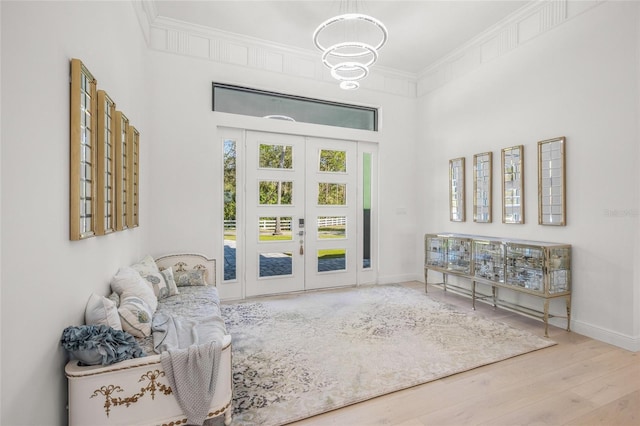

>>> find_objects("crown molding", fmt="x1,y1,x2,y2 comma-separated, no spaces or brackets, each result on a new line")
133,1,417,98
133,0,604,99
131,0,159,45
417,0,606,96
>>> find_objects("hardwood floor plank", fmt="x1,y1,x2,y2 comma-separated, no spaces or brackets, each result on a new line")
413,349,635,425
564,390,640,426
478,392,598,425
571,363,640,406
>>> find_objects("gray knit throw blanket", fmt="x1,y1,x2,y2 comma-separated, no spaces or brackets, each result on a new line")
161,340,222,425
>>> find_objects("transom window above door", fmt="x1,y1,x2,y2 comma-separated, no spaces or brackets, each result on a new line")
213,83,378,131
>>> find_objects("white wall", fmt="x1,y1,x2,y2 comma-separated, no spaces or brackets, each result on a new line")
0,1,3,420
0,1,148,424
142,50,419,299
636,0,640,344
418,1,640,351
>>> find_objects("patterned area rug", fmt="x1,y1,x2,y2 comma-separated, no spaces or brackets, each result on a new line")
220,285,554,425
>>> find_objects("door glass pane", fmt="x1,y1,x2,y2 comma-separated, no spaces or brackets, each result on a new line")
318,183,346,205
259,252,293,277
317,216,346,239
259,181,293,205
319,150,346,172
258,216,292,241
223,139,237,281
363,152,372,269
317,249,346,272
259,144,292,169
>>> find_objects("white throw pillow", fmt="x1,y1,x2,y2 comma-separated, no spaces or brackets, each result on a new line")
160,267,180,297
174,269,208,287
110,267,158,313
118,296,153,338
84,293,122,330
131,255,171,300
107,291,120,307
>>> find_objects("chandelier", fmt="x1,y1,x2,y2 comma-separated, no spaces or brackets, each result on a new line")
313,5,388,90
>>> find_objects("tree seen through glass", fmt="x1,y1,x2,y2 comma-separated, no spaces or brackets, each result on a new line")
259,144,292,169
319,149,346,172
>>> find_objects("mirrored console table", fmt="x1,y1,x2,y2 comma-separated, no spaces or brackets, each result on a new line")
424,233,571,337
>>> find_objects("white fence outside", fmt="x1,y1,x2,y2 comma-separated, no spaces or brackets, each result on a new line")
224,216,346,231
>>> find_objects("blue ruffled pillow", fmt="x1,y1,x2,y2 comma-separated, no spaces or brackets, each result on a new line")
61,325,146,366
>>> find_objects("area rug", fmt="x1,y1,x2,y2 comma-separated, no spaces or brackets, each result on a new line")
220,284,554,425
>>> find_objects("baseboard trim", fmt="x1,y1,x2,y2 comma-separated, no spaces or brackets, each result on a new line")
422,276,639,353
377,273,423,285
570,320,639,352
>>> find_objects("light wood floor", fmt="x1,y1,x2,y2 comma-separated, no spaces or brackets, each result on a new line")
287,282,640,426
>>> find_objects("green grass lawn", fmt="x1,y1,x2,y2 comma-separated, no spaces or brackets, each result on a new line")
225,232,345,259
259,234,293,241
317,249,346,259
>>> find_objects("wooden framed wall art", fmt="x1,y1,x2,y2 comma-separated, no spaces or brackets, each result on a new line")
70,58,141,239
473,152,492,223
70,59,97,240
127,126,140,228
538,136,566,225
114,111,130,231
95,90,116,235
502,145,524,224
449,157,465,222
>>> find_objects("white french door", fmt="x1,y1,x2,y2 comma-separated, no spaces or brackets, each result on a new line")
239,130,371,298
304,137,357,290
245,132,306,296
221,128,377,297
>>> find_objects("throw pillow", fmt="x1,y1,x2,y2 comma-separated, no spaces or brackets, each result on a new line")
160,267,180,296
84,293,122,330
118,296,153,338
60,325,145,366
107,291,120,307
130,255,170,300
110,267,158,312
174,269,207,287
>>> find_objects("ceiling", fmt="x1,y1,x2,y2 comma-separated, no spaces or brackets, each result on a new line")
153,0,530,75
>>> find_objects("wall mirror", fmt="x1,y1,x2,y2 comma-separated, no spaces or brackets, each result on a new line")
70,59,98,240
538,136,566,225
449,157,465,222
473,152,492,223
501,145,524,224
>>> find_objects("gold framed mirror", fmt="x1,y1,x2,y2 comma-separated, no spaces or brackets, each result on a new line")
114,111,130,231
70,59,97,240
538,136,566,225
449,157,465,222
95,90,116,236
502,145,524,224
473,152,492,223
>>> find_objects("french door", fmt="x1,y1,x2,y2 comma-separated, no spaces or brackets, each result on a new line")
245,132,306,296
224,129,373,298
304,137,357,291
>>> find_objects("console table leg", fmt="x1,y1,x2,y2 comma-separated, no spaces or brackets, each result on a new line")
543,299,550,338
492,286,497,308
424,268,428,294
472,281,476,310
566,295,572,332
